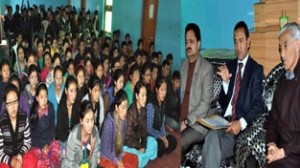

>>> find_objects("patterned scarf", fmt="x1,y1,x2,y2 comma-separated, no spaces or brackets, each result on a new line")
114,111,123,157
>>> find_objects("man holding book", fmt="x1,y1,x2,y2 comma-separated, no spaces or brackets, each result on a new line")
201,21,264,168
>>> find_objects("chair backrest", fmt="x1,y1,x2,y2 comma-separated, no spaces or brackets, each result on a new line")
263,63,284,111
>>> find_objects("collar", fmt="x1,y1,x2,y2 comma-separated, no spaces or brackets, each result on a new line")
237,54,249,66
285,60,300,80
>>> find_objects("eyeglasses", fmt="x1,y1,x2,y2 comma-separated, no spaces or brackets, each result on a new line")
6,99,18,108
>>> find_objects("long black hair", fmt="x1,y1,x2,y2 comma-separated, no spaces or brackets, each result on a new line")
30,82,48,130
80,100,94,120
133,80,146,103
60,75,77,103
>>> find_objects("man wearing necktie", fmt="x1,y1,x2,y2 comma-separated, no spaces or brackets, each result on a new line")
266,22,300,168
201,21,265,168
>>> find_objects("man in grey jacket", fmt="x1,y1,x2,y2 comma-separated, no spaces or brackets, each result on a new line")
181,23,214,159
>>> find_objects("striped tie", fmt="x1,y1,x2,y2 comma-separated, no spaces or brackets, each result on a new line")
231,63,243,121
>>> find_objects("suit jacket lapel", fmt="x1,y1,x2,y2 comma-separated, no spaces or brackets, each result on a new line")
227,59,238,103
239,57,252,99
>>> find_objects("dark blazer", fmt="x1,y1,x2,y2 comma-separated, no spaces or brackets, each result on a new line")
219,56,264,124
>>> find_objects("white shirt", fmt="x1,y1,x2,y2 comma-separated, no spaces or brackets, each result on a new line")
222,54,249,130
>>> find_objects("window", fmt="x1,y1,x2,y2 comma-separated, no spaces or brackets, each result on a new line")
104,0,113,34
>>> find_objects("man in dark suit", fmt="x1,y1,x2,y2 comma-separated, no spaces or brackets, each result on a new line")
201,21,265,168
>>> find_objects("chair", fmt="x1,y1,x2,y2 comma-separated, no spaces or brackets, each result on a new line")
182,62,284,168
235,63,284,168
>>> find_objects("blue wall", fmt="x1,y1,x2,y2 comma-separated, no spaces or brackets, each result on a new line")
181,0,258,58
155,0,181,71
112,0,143,52
0,0,10,15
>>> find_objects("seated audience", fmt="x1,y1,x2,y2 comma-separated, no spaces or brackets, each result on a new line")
124,64,140,106
56,76,80,143
146,77,177,157
62,100,100,167
82,75,105,133
48,66,65,126
124,81,158,167
107,69,125,106
0,84,37,168
23,64,39,110
30,83,60,167
100,90,138,168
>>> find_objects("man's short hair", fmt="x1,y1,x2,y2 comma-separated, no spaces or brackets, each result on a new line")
234,21,249,38
185,23,201,41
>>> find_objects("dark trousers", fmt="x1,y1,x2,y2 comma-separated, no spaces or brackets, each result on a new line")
202,129,235,168
268,156,300,168
181,127,205,152
156,134,177,157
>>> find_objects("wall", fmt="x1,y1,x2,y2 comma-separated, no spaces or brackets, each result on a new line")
181,0,259,59
155,0,181,71
0,0,10,14
112,0,143,52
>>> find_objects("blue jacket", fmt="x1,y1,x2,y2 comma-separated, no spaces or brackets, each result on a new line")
31,102,55,149
48,82,64,126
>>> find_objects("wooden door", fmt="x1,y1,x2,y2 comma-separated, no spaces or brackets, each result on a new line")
142,0,158,52
81,0,86,10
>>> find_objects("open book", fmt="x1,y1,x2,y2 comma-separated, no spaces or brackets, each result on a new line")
197,114,229,130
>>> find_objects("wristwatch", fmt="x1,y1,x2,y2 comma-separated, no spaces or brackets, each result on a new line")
184,118,190,127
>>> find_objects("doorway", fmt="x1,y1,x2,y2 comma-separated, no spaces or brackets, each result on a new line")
141,0,158,52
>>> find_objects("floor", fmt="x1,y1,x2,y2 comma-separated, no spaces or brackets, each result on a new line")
145,130,181,168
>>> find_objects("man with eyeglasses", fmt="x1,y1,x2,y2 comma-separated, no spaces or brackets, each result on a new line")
180,23,214,161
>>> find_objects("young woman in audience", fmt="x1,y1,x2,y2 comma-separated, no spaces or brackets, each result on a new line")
56,76,80,143
23,64,39,110
94,60,105,90
50,38,59,56
141,63,152,96
30,83,60,167
40,51,52,82
84,57,93,83
124,64,140,106
48,66,65,126
62,100,100,167
14,45,27,78
46,53,61,87
1,74,30,117
0,84,37,168
20,52,38,87
146,77,177,157
38,44,51,70
100,89,138,168
35,38,43,59
0,59,11,104
63,59,75,83
102,57,112,88
150,63,158,94
62,47,73,70
107,69,125,106
82,75,105,132
76,65,88,102
124,81,158,167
